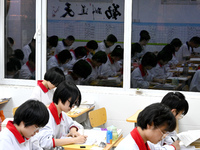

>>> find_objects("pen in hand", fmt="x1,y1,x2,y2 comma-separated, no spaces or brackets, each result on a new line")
171,137,175,142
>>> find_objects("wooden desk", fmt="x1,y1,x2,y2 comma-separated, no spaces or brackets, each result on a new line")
66,106,95,118
63,134,123,150
0,100,9,105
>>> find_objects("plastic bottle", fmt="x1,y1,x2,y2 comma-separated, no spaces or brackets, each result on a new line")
106,130,112,144
112,126,118,142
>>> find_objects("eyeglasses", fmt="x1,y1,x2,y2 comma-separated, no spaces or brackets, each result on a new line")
34,125,42,132
68,99,78,108
157,127,169,140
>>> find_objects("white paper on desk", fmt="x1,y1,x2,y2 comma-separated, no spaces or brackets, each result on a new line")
180,145,195,150
177,130,200,147
167,77,188,81
76,129,107,146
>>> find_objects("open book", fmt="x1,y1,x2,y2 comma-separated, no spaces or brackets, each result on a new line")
177,130,200,147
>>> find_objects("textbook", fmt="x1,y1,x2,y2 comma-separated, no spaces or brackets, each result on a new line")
177,130,200,147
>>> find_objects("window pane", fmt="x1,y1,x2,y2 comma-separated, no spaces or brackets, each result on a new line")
47,0,124,88
131,0,200,92
5,0,36,80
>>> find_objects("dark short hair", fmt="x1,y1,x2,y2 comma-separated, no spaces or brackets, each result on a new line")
139,30,150,41
53,81,81,107
141,52,157,67
162,44,176,54
14,100,49,127
86,40,98,50
131,43,142,57
92,51,107,63
66,35,75,41
106,34,117,43
190,36,200,45
7,37,14,45
157,49,172,62
58,49,72,64
14,49,24,60
161,92,189,115
170,38,182,48
74,46,87,58
73,60,92,79
48,35,58,47
44,67,65,86
28,52,35,63
111,45,123,59
137,103,176,132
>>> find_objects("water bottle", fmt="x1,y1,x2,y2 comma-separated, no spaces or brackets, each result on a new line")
106,130,112,144
112,127,118,142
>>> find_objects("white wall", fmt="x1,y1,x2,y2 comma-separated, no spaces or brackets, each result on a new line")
1,84,200,137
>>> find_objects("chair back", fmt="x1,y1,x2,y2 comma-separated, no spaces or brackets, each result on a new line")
88,107,107,128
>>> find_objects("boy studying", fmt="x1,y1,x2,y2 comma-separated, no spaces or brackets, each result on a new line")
0,100,49,150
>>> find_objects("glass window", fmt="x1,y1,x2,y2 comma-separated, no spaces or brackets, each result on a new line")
47,0,124,88
5,0,36,80
131,0,200,92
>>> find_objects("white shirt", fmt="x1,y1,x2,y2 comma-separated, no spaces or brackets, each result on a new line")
0,121,42,150
54,40,71,55
131,65,154,88
175,43,191,63
100,55,121,77
190,69,200,91
30,80,54,105
35,103,82,150
19,62,35,79
97,41,112,54
47,55,64,71
168,54,179,66
22,45,31,64
149,63,173,79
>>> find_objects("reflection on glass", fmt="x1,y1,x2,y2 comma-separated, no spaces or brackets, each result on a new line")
47,0,124,87
131,0,200,91
5,0,36,80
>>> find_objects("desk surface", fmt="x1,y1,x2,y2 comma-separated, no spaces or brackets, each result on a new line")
63,134,123,150
126,110,142,123
66,106,95,118
0,100,9,105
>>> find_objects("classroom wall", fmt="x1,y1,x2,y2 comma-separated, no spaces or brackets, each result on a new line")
0,84,200,137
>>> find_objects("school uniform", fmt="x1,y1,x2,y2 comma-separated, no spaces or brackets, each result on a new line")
34,102,82,150
115,127,155,150
151,131,177,150
47,55,65,71
149,63,173,79
175,42,192,63
65,72,81,85
168,53,179,66
97,41,112,54
190,70,200,91
30,80,54,105
100,54,121,77
0,121,42,150
19,61,35,79
22,45,32,64
54,40,71,55
81,58,100,85
131,65,154,88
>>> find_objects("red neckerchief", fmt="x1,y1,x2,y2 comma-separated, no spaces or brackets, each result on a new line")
108,54,114,64
55,55,58,60
26,61,35,72
84,46,90,55
139,64,147,77
70,49,75,56
86,58,95,68
130,128,151,150
37,80,48,93
6,121,29,144
49,102,63,125
68,71,78,80
158,62,163,67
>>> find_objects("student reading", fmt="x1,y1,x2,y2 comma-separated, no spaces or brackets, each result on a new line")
0,100,49,150
115,103,176,150
35,81,87,149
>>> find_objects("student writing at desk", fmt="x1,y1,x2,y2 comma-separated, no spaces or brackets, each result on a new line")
152,92,189,150
35,81,87,149
115,103,176,150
